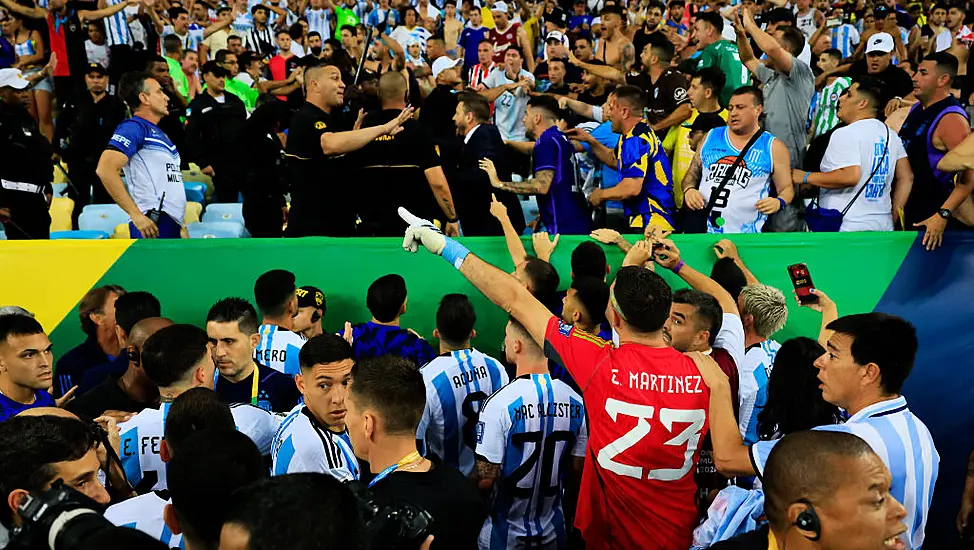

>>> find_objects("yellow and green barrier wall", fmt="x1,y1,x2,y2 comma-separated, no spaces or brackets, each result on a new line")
1,232,971,545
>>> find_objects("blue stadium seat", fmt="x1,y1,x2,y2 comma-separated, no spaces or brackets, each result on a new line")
79,204,130,234
187,221,247,239
202,203,245,225
52,182,69,198
0,226,6,240
50,230,110,239
184,181,207,205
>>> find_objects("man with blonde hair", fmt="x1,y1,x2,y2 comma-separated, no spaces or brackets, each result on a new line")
736,283,788,445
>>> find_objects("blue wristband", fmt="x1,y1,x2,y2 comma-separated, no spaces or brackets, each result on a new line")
441,238,471,269
776,197,786,210
802,172,810,184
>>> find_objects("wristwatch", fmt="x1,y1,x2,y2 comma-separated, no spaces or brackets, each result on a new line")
938,208,953,219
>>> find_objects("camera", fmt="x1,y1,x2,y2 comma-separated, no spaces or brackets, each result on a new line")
10,481,114,550
345,481,432,550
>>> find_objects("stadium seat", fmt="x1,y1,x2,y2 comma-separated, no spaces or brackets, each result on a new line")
183,165,214,200
52,162,69,184
186,221,247,239
79,204,129,233
202,203,244,225
49,197,74,232
184,181,207,205
0,226,5,240
52,182,68,198
50,230,110,239
185,201,203,224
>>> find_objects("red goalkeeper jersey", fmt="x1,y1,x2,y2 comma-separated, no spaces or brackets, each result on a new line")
543,317,710,550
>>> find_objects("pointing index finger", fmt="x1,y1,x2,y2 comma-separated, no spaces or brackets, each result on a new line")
398,206,424,226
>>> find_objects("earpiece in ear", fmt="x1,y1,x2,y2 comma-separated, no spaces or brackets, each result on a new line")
795,499,822,542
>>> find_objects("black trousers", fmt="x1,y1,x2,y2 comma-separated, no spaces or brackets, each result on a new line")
2,191,50,239
242,194,284,238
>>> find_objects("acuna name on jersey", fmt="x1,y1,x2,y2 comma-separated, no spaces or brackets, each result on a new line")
512,402,583,423
452,365,490,389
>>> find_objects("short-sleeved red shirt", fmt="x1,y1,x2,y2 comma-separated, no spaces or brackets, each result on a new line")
543,316,710,550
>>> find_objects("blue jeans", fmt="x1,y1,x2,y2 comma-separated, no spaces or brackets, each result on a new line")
129,211,182,239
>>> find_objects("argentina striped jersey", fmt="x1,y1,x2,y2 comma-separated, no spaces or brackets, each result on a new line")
417,349,509,475
750,396,938,549
254,323,305,375
105,492,185,549
738,339,780,446
271,405,360,481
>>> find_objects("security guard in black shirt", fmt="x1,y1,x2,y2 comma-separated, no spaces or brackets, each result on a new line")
284,62,413,237
55,63,127,225
186,61,248,203
0,68,53,239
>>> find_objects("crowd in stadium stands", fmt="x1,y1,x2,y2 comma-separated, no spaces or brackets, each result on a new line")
1,0,974,244
0,0,973,547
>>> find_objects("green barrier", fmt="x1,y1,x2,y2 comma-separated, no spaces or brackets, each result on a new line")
40,233,914,361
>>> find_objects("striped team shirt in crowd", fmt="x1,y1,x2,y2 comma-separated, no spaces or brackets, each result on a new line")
750,396,938,549
810,76,851,139
102,0,133,46
105,492,185,549
475,373,587,550
738,339,780,446
271,405,360,481
366,7,399,31
829,23,860,59
160,26,204,52
306,7,333,39
416,348,509,475
468,62,496,88
232,11,254,38
254,323,306,375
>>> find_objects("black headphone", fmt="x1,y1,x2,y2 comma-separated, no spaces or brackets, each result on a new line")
795,499,822,541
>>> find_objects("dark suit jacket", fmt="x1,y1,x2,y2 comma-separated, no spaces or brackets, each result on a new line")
457,124,526,236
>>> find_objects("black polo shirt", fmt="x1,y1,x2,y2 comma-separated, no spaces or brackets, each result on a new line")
848,58,913,101
628,67,689,139
284,102,356,237
350,109,443,235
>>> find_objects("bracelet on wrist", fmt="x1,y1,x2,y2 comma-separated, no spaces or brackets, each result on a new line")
671,260,685,274
776,197,786,210
802,172,810,184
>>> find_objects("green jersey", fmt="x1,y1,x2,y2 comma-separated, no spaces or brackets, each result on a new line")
697,40,751,107
810,76,851,139
334,5,360,39
165,56,189,99
225,78,259,113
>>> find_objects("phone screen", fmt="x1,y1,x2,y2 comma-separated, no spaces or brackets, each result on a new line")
787,263,819,305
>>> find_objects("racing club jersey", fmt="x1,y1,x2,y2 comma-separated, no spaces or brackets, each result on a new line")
616,120,678,231
542,317,709,550
698,127,776,234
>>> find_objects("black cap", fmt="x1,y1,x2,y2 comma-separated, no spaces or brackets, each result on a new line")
296,286,325,310
201,60,229,77
86,62,107,75
548,7,568,27
216,2,231,11
690,112,727,133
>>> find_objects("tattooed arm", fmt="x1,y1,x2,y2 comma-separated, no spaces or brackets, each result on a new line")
682,146,707,210
473,459,501,496
619,41,636,74
482,161,554,195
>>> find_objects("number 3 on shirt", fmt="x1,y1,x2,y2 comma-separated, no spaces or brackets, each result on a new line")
596,399,705,481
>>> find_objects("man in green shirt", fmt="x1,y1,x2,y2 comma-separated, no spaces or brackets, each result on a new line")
333,0,361,39
163,35,190,99
693,11,750,106
216,49,259,111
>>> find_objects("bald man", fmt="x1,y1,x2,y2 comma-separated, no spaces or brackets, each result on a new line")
352,71,460,237
710,430,908,550
67,317,172,420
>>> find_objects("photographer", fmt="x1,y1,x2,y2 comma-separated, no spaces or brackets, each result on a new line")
0,415,110,547
346,355,486,549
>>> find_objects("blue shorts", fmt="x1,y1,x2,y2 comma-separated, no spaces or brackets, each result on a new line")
129,211,182,239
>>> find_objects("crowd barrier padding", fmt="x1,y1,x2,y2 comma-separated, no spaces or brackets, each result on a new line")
1,232,971,546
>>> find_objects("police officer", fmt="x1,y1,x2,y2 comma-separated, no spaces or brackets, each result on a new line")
185,61,248,203
0,68,53,239
56,63,127,225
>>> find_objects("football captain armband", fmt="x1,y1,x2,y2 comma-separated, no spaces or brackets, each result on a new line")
441,238,471,270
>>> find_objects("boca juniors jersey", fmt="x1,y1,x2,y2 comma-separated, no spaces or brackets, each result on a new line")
119,402,282,491
475,374,587,550
417,348,509,476
542,317,710,550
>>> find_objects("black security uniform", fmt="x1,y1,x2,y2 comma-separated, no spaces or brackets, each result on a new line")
241,101,291,238
284,102,357,237
185,91,248,203
56,89,127,225
0,99,53,239
352,109,447,236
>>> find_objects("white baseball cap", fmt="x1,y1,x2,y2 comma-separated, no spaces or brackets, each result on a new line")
490,1,508,12
865,32,894,54
0,68,29,90
431,56,462,79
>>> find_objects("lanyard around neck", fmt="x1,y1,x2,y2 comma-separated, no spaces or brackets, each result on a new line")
250,367,260,406
368,451,422,488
